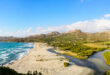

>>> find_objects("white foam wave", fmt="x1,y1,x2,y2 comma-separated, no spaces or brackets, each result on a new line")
0,42,34,65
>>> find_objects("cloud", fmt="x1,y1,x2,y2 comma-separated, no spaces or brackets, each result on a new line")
33,16,110,34
1,14,110,37
104,14,110,18
33,15,110,34
0,27,33,37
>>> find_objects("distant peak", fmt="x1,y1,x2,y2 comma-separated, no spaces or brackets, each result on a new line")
67,29,82,33
47,31,60,35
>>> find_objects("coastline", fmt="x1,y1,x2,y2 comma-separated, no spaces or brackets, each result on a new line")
5,49,31,66
0,42,33,66
6,42,94,75
5,42,35,66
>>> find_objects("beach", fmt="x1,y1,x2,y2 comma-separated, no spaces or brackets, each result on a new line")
7,43,94,75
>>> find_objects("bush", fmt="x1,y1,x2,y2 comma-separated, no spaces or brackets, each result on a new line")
0,66,25,75
104,70,110,75
64,62,69,67
0,67,43,75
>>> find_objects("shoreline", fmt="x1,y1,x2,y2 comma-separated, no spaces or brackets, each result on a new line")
6,43,94,75
5,49,32,66
7,42,36,65
0,42,33,66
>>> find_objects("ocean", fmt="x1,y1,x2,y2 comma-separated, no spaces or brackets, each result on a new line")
0,42,33,65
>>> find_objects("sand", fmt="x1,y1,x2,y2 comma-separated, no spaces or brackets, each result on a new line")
7,43,94,75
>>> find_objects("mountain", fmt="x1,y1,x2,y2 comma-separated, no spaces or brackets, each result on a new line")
26,34,46,39
0,36,17,41
47,31,60,36
26,31,60,39
67,29,82,33
1,29,110,42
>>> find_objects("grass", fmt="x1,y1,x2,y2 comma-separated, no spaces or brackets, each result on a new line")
57,42,107,60
103,51,110,65
101,41,110,45
84,43,106,48
62,51,88,60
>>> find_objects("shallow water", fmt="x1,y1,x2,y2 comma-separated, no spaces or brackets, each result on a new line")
48,49,110,75
64,50,110,75
88,50,110,74
0,42,33,65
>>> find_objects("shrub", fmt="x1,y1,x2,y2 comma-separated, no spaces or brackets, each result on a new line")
104,70,110,75
64,62,69,67
27,71,32,75
39,72,42,75
0,66,25,75
0,67,43,75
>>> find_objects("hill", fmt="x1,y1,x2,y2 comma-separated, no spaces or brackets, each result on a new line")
1,30,110,59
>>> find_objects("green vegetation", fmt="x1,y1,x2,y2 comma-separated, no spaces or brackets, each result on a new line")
2,30,110,74
4,30,110,59
101,42,110,48
64,62,69,67
63,51,88,59
65,58,70,62
106,70,110,75
27,70,42,75
103,51,110,65
84,43,106,48
104,70,110,75
0,66,43,75
0,66,25,75
107,70,110,75
102,42,110,45
33,32,107,59
103,51,110,75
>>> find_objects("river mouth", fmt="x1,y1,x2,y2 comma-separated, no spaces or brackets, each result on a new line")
49,49,110,75
62,50,110,75
88,50,110,74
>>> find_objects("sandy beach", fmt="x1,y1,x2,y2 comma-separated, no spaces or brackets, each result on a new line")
7,43,94,75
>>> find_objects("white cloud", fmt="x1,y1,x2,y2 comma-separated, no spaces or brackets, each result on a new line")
1,14,110,37
104,14,110,18
33,18,110,34
0,27,33,37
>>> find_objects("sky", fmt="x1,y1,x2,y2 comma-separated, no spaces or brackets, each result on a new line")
0,0,110,37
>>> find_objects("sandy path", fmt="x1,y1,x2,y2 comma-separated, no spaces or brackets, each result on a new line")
7,43,94,75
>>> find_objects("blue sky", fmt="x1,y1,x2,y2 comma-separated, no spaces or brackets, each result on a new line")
0,0,110,37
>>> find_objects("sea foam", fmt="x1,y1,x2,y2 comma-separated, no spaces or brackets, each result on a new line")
0,42,33,65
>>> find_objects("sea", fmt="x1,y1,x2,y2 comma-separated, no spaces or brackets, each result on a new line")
0,42,34,65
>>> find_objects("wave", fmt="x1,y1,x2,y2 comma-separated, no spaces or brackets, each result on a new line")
0,42,34,66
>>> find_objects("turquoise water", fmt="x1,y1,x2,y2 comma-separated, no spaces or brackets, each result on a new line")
0,42,33,65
